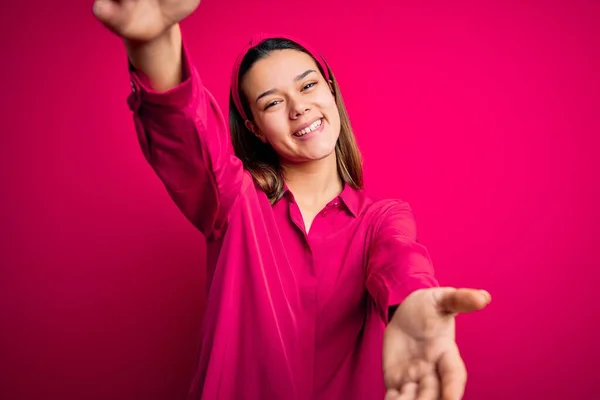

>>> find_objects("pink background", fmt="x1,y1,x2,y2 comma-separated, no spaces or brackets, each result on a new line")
1,0,599,398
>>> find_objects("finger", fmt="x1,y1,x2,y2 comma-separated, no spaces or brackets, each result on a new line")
93,0,125,31
385,388,401,400
385,364,426,400
416,373,440,400
383,363,405,391
438,346,467,400
394,360,431,388
396,382,418,400
435,288,491,315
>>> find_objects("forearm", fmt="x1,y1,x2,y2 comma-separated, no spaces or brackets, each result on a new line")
366,200,440,324
126,37,245,240
125,24,182,92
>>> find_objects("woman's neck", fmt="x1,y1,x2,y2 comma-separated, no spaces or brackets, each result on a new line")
281,152,343,209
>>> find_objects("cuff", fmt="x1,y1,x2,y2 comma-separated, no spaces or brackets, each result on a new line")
373,273,439,324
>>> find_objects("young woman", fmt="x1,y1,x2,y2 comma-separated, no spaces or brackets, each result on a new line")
93,0,491,399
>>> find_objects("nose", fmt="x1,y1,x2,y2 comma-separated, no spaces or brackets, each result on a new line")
289,96,310,119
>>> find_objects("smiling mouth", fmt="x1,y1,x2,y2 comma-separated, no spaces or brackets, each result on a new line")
293,118,323,137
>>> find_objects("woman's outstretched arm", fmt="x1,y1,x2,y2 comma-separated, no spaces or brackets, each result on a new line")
94,1,245,240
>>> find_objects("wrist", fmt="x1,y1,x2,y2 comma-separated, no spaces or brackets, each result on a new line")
387,288,429,328
125,24,180,65
125,24,182,92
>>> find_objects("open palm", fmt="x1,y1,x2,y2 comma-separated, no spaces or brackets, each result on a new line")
383,288,491,400
92,0,200,41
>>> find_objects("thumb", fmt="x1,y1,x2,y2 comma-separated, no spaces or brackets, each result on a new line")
92,0,123,31
433,287,491,315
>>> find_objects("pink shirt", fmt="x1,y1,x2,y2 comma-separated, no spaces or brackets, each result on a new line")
127,42,439,400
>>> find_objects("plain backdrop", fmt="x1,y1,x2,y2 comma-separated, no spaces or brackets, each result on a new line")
1,0,599,398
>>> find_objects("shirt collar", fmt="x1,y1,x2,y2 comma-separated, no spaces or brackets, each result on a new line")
338,183,361,217
280,181,362,218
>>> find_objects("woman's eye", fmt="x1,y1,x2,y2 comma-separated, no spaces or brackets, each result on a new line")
263,83,317,110
265,100,281,110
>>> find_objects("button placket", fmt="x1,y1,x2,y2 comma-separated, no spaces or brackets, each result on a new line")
127,78,143,112
321,198,340,218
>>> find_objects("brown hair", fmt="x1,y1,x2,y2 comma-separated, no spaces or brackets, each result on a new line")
229,38,363,204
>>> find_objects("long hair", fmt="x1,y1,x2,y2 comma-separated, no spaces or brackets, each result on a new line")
229,38,363,204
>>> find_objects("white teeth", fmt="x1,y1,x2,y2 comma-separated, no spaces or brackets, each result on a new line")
295,119,322,136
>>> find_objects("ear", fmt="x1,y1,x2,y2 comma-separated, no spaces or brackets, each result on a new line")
245,120,267,143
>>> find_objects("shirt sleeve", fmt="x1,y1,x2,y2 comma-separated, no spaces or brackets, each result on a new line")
365,200,439,324
126,38,245,241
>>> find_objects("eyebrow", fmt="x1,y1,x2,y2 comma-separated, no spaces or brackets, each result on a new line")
255,69,317,104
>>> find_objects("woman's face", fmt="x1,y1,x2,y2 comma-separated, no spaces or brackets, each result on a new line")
241,49,341,164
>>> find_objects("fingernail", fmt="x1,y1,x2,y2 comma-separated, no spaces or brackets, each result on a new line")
480,290,491,302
